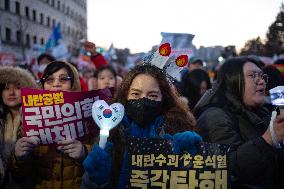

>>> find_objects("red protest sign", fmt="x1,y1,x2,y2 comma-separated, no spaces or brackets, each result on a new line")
21,88,113,145
0,52,16,65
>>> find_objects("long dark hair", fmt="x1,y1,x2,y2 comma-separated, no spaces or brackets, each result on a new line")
109,64,196,185
113,64,195,132
217,56,263,100
0,83,21,122
0,84,9,121
181,69,211,109
40,61,75,88
194,56,264,117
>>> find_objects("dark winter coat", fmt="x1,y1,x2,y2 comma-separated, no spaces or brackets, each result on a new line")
196,92,284,189
9,62,93,189
0,66,38,189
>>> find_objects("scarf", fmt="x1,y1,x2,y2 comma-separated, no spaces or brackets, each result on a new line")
3,112,21,161
117,115,164,188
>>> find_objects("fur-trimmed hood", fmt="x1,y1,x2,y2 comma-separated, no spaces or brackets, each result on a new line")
0,66,37,88
39,61,81,92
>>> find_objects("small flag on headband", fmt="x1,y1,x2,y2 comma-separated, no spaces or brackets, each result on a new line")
143,42,193,80
143,32,194,80
151,43,171,69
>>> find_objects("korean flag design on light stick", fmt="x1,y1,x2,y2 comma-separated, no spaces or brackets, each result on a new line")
92,100,124,149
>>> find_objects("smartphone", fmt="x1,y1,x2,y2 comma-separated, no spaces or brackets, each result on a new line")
270,86,284,108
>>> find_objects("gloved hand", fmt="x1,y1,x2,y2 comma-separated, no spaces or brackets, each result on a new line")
83,142,113,185
163,131,202,154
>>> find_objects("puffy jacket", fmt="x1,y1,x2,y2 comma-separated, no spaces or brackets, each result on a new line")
11,135,94,189
0,66,38,189
196,92,284,189
10,62,94,189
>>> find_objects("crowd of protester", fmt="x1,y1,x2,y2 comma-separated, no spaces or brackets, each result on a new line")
0,40,284,189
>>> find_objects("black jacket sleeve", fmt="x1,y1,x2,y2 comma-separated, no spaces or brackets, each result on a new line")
196,107,277,184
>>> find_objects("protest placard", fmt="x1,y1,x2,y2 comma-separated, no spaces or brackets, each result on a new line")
127,137,230,189
21,88,113,145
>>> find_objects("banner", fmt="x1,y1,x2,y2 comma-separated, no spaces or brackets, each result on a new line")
0,53,16,66
45,23,61,51
21,88,113,145
127,137,230,189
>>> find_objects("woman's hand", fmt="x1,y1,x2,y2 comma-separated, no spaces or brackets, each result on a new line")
273,113,284,141
263,112,284,146
83,142,112,185
57,139,86,160
164,131,203,154
84,41,97,56
15,137,38,159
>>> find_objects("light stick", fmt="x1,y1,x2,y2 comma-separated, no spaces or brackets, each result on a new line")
92,100,124,149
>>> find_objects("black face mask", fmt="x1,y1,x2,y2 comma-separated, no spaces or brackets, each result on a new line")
126,98,163,128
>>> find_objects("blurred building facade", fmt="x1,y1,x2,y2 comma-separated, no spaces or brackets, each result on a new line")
0,0,87,61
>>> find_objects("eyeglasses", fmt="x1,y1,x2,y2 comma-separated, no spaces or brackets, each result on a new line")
42,76,72,84
247,72,268,84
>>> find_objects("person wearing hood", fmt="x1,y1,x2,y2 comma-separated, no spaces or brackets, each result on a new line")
11,61,93,189
0,66,38,189
81,64,202,188
194,56,284,189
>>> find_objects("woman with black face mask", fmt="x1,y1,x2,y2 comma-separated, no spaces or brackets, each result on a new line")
81,64,202,189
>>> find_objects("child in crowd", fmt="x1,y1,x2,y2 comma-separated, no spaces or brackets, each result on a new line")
88,65,120,93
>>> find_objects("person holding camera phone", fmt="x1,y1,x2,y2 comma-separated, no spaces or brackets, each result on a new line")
194,56,284,189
